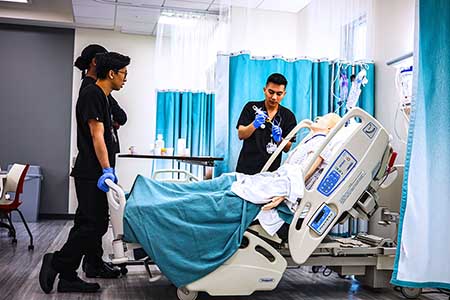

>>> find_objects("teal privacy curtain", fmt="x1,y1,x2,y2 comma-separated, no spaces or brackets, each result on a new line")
155,91,215,177
391,0,450,289
215,53,375,175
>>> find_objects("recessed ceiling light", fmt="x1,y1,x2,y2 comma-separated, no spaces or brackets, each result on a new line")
0,0,29,3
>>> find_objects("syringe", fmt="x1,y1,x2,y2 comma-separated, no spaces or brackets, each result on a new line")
252,105,273,129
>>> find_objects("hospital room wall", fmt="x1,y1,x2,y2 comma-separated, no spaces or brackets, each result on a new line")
372,0,415,164
69,28,156,213
0,24,74,215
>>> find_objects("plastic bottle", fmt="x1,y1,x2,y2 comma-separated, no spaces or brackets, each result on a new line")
155,134,165,155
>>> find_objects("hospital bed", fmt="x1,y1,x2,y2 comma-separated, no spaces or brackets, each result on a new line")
106,107,399,300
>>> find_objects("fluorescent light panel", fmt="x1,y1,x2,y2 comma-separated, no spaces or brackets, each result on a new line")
0,0,29,3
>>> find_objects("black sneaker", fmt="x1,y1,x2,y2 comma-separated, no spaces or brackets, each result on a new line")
57,277,100,293
39,253,58,294
85,262,121,279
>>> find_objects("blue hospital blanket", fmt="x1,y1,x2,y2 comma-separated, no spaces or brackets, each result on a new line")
123,174,261,287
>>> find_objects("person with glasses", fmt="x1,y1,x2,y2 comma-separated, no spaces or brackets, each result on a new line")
236,73,297,175
39,52,131,294
72,44,126,279
75,44,127,156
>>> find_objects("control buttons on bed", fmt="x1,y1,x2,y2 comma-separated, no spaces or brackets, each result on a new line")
319,170,340,194
317,150,357,197
308,204,337,235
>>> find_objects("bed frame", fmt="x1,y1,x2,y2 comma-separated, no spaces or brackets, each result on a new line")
106,108,399,300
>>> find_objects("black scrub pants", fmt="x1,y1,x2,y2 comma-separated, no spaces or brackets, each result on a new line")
52,179,109,279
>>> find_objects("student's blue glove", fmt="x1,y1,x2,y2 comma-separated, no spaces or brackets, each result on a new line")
97,167,118,192
272,125,282,143
253,112,267,129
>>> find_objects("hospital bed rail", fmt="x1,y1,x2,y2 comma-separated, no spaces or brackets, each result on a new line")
105,178,162,281
287,108,392,264
152,169,199,182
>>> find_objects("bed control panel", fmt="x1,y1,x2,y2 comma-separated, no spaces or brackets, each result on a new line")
317,150,357,197
308,204,336,235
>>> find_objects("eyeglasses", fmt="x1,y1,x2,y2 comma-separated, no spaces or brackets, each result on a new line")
116,70,128,79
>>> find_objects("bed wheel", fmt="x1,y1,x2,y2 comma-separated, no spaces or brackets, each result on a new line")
400,287,422,299
120,266,128,275
312,266,321,273
322,267,332,277
176,287,198,300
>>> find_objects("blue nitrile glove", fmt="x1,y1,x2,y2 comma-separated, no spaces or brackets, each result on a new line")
272,125,282,143
253,112,267,129
97,167,118,192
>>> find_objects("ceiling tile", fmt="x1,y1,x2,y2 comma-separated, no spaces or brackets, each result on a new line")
73,2,115,19
116,6,160,23
72,0,112,8
257,0,311,13
164,0,211,10
229,0,260,9
72,0,97,5
75,16,115,27
208,3,220,12
183,0,214,3
119,21,156,35
123,0,164,5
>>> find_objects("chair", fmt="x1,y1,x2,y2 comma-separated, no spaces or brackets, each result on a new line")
0,163,34,250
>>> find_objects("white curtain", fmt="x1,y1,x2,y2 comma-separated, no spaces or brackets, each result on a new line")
154,1,374,89
154,11,229,91
297,0,374,60
212,0,374,60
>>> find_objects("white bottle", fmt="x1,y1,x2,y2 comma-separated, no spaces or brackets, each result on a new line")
155,134,164,155
177,138,186,155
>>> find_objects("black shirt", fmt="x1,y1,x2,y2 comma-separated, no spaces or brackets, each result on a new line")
80,76,127,153
80,77,127,125
70,84,119,179
236,100,297,175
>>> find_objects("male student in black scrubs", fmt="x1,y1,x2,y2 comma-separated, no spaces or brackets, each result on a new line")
236,73,297,175
39,52,130,293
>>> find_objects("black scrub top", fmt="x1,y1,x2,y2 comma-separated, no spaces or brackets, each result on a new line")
80,76,127,154
80,76,127,125
236,100,297,175
70,84,119,180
